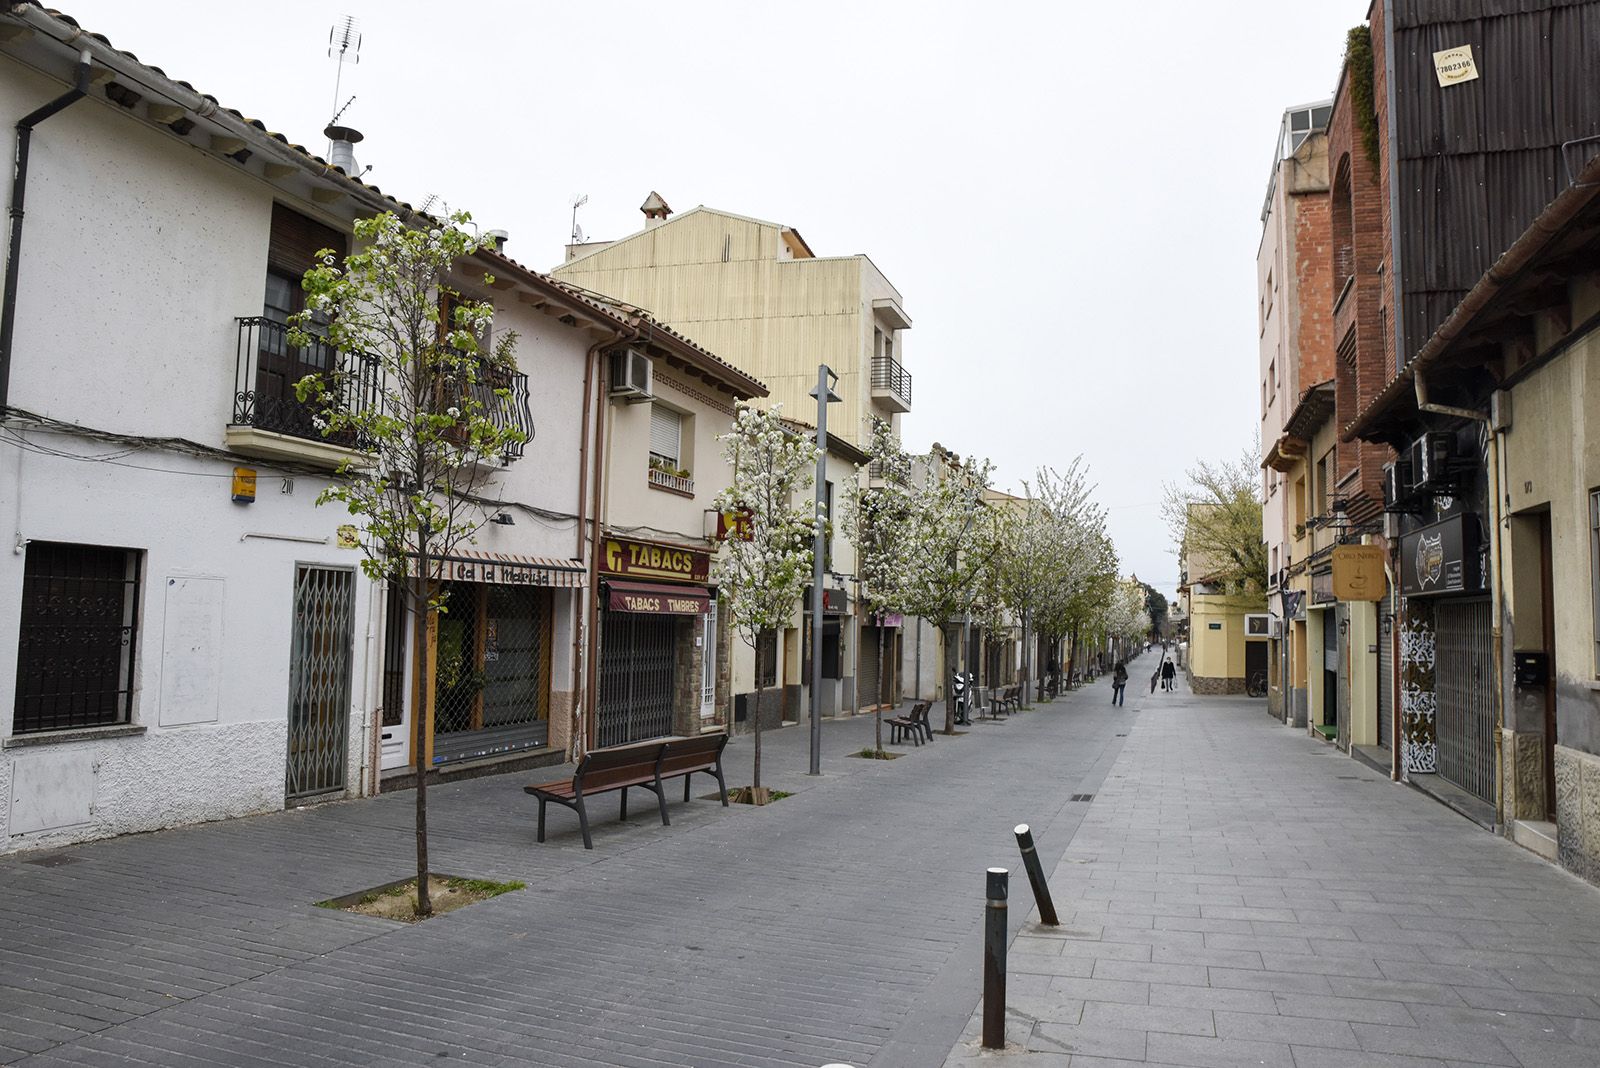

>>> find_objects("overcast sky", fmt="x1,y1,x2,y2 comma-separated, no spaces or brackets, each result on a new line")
66,0,1363,595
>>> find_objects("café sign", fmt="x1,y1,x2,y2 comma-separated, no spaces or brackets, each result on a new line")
601,536,711,583
1400,515,1483,597
1332,544,1386,602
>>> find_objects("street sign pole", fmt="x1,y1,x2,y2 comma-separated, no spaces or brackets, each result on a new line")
808,364,839,776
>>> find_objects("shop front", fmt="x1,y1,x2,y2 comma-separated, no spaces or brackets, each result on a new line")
596,536,717,747
802,585,852,717
381,551,585,775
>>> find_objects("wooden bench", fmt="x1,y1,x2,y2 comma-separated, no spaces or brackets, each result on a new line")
888,701,932,746
992,685,1020,715
524,734,730,850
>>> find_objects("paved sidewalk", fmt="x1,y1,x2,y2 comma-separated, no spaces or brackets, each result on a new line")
944,671,1600,1068
0,672,1143,1068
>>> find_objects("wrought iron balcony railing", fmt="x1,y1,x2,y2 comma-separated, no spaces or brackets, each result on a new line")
443,352,533,463
233,316,379,450
871,354,912,410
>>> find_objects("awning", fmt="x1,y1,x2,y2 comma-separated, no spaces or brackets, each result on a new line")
414,550,587,588
607,580,710,615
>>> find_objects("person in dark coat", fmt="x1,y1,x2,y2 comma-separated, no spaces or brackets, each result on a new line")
1160,658,1176,691
1111,661,1128,706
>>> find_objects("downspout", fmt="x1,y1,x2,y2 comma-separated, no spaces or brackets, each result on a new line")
1414,371,1506,825
0,50,92,414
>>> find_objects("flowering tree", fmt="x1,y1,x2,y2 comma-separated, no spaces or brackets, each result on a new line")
712,403,817,801
1101,578,1152,662
1162,444,1267,595
901,449,1004,734
841,420,913,753
291,210,526,917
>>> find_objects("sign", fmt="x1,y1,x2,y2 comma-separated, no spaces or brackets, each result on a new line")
336,524,360,549
1400,514,1483,597
607,580,710,615
1208,622,1222,630
715,507,753,542
411,554,584,588
601,536,710,583
1433,44,1479,87
231,467,257,504
1310,568,1335,605
803,587,851,615
880,612,905,628
1332,544,1386,601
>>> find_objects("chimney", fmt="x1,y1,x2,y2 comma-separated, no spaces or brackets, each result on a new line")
640,190,672,229
323,124,364,176
485,229,509,253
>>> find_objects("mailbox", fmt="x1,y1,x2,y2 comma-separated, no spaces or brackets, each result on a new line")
1514,651,1549,689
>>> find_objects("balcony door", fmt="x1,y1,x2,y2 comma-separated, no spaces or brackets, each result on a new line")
250,205,347,439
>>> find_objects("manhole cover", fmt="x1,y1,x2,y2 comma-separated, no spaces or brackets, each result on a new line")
23,853,82,868
1070,793,1095,802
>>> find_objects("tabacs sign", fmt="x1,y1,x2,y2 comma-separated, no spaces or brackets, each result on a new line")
601,536,710,583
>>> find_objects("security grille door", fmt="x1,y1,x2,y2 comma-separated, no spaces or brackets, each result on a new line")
286,566,354,800
1435,598,1495,804
598,610,677,747
1378,601,1394,749
860,626,881,710
433,583,550,765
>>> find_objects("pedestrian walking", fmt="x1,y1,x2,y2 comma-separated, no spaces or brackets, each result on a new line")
1111,661,1128,706
1161,658,1176,691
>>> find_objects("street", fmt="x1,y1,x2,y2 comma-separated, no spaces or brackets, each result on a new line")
5,667,1598,1067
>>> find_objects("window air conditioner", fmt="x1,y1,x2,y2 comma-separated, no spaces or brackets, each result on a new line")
609,348,653,402
1382,458,1414,510
1409,431,1454,490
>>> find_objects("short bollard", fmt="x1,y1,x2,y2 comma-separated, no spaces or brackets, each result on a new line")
983,866,1008,1050
1013,823,1059,926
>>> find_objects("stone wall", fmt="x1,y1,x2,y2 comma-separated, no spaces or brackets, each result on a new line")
1555,744,1600,887
1501,729,1547,823
1191,675,1245,696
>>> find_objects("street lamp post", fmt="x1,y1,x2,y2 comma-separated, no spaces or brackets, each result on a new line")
809,364,841,777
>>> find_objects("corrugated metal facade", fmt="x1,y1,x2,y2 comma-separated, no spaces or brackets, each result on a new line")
1393,0,1600,360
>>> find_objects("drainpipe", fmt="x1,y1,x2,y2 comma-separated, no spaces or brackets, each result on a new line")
1415,371,1506,826
0,50,92,414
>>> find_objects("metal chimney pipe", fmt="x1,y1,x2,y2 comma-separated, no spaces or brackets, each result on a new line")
323,124,364,176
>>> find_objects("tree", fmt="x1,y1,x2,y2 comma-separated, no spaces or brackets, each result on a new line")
841,420,913,754
901,449,1004,734
292,210,526,917
712,403,817,801
1141,582,1170,639
1162,445,1267,595
1102,578,1152,660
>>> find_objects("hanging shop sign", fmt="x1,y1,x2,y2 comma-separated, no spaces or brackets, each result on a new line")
607,580,711,615
715,507,754,542
1400,514,1483,597
804,587,851,615
600,536,710,583
1332,544,1386,602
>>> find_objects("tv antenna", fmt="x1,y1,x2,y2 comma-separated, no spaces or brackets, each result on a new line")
327,16,362,125
570,194,589,244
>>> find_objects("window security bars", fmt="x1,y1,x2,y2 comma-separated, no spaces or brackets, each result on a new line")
14,542,141,734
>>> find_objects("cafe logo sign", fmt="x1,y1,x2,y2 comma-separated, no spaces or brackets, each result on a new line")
601,537,710,582
1433,45,1479,87
1416,532,1445,588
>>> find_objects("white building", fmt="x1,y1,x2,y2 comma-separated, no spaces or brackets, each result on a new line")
0,7,652,851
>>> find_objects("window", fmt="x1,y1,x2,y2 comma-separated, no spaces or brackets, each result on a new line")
1317,450,1333,517
756,628,778,689
650,404,683,471
1268,359,1277,402
13,542,142,734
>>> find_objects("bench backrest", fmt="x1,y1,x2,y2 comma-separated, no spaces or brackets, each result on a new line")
576,742,665,792
658,733,727,777
911,702,930,725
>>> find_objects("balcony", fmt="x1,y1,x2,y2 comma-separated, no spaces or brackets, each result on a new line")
870,354,912,413
648,457,694,498
228,316,379,467
228,317,533,468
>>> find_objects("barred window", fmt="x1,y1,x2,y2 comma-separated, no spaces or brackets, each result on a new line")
13,542,142,734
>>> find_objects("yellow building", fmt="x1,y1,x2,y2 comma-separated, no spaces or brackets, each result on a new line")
1179,504,1267,694
554,195,912,452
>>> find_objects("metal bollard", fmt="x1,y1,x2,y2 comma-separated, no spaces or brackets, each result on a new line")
1012,823,1059,927
983,866,1008,1050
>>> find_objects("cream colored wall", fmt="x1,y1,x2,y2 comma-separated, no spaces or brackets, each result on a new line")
555,210,891,450
1308,607,1329,726
1189,594,1252,679
1347,600,1379,746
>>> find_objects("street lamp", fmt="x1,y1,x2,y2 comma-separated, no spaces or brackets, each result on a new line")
808,364,841,776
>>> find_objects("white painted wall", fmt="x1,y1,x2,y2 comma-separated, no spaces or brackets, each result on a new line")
0,51,596,851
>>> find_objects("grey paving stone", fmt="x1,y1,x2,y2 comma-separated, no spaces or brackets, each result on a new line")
1351,1023,1521,1064
1027,1020,1148,1059
1150,983,1278,1014
1144,1031,1297,1068
1079,999,1216,1036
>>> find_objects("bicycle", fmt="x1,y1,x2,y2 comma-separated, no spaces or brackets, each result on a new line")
1246,670,1268,699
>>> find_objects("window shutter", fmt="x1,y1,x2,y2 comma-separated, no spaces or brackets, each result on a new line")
269,203,347,276
650,405,681,463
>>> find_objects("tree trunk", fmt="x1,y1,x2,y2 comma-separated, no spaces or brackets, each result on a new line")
1020,610,1031,710
941,620,957,734
752,682,763,792
875,616,889,754
410,562,432,918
